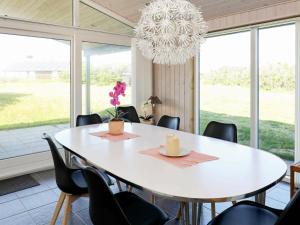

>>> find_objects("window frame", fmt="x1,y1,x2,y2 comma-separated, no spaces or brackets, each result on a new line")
195,18,300,168
0,0,132,179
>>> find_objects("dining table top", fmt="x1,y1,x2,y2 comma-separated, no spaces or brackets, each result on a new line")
55,122,287,203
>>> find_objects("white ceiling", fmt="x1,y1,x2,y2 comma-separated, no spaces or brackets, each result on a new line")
92,0,296,23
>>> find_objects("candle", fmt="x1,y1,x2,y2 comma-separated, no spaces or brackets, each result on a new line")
166,134,180,156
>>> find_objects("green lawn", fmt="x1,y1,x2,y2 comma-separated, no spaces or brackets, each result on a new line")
200,84,294,160
0,81,295,160
0,81,131,130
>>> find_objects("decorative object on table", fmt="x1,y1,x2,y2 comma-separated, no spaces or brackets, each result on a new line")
135,0,207,65
107,81,127,135
140,148,218,168
165,134,180,156
139,100,154,124
90,131,139,142
159,145,190,157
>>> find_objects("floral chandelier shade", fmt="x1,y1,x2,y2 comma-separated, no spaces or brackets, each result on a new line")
135,0,207,65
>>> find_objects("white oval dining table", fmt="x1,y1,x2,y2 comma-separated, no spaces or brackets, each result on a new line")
55,123,287,225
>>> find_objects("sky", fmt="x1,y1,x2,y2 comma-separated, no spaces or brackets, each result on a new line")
0,33,131,71
0,24,295,73
200,24,295,73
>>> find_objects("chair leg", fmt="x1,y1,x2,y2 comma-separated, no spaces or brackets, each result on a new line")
50,192,66,225
62,195,73,225
116,179,122,192
211,202,216,219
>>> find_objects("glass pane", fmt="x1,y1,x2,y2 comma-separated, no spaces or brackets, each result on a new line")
200,32,251,146
259,24,295,162
0,34,70,159
82,42,132,117
79,2,133,36
0,0,72,26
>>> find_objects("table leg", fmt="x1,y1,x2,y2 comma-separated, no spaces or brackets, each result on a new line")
255,191,266,205
197,203,202,225
192,203,197,225
185,202,190,225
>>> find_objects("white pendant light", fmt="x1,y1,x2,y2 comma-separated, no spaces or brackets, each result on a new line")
135,0,207,65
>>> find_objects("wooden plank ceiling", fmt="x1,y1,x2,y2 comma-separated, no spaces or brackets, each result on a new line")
91,0,296,23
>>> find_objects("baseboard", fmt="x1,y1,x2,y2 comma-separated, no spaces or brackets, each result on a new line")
0,151,54,180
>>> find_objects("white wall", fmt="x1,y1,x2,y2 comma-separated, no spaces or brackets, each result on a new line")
131,38,153,114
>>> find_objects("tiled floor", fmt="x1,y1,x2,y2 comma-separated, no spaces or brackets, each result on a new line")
0,169,291,225
0,124,68,159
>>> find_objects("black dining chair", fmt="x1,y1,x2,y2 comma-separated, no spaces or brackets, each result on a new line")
203,121,238,218
157,115,180,130
203,121,237,143
83,166,169,225
42,133,88,225
75,114,116,188
208,190,300,225
76,113,102,126
117,106,140,123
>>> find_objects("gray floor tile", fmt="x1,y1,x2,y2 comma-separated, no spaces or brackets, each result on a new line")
15,183,50,198
19,190,58,210
0,212,36,225
72,197,89,213
0,193,18,204
31,170,56,189
267,187,290,204
0,199,26,220
76,209,93,225
27,202,57,225
265,197,286,209
28,202,84,225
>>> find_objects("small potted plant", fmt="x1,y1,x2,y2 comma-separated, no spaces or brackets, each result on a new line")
139,101,154,125
107,81,127,135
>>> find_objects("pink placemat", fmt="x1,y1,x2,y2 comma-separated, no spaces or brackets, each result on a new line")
90,131,139,142
140,147,219,168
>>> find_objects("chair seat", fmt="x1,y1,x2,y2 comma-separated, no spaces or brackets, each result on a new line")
71,170,88,194
208,201,279,225
115,192,169,225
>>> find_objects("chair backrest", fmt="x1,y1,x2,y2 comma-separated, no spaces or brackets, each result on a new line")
275,190,300,225
157,115,180,130
42,133,82,194
83,167,130,225
76,114,102,127
203,121,237,143
117,106,140,123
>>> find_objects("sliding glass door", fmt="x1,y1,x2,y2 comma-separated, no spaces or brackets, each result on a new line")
199,31,251,146
199,22,296,164
81,42,132,117
258,24,295,161
0,33,70,159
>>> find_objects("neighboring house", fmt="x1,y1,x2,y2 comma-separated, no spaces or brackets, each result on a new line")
0,60,69,81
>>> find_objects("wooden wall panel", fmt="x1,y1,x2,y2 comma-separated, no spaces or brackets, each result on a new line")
207,1,300,32
153,59,194,133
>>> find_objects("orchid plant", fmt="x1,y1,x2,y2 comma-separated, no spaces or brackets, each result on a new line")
107,81,127,121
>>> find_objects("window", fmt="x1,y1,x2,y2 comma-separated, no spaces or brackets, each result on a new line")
258,24,295,161
82,42,132,116
199,22,297,164
0,0,72,26
79,2,133,36
0,33,70,159
200,31,251,146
